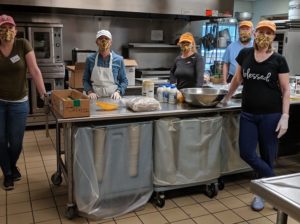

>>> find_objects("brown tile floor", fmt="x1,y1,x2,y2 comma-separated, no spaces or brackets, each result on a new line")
1,129,300,224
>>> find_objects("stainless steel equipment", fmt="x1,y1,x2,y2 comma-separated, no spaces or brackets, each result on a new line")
16,23,65,125
1,0,234,17
72,48,96,64
136,69,170,79
17,23,63,64
235,12,253,21
274,28,300,75
29,78,64,114
181,87,228,107
127,43,179,82
250,173,300,224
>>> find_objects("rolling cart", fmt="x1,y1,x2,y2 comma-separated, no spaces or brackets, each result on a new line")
152,116,223,207
50,118,153,219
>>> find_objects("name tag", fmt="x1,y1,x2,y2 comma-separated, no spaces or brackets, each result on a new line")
10,55,20,63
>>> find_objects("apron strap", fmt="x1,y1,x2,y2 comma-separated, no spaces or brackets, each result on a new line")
94,52,113,68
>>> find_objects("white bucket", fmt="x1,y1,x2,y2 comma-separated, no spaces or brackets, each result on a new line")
289,0,300,20
142,80,154,98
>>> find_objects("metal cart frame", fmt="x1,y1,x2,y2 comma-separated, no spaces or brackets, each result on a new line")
50,100,241,219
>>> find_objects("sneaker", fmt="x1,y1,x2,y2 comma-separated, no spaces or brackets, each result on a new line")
3,175,14,191
12,166,21,181
251,195,265,211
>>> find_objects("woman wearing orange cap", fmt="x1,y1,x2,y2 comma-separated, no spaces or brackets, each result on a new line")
170,32,204,94
222,20,290,211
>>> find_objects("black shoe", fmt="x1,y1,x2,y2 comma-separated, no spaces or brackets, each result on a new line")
12,166,21,181
3,175,14,191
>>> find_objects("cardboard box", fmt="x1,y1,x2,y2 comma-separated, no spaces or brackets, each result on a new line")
51,89,90,118
67,63,85,89
124,59,138,86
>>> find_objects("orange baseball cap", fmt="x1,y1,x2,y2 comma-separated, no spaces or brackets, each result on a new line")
178,32,195,44
255,20,276,32
239,20,253,28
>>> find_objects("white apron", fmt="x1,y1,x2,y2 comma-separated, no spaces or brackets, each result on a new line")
91,53,118,97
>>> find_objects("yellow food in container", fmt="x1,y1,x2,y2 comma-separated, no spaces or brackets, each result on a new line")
95,101,119,111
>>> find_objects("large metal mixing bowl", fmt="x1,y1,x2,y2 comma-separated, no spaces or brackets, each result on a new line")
181,88,228,107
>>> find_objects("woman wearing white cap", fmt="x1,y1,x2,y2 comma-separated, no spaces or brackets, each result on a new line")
83,30,128,100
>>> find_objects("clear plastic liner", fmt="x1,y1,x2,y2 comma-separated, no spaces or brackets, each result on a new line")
73,121,153,219
153,116,223,186
220,113,250,174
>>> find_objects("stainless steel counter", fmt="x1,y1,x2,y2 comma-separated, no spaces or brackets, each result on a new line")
250,173,300,224
55,98,242,123
51,98,241,218
52,98,300,219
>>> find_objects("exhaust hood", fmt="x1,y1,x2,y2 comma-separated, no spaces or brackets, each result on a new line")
0,0,234,18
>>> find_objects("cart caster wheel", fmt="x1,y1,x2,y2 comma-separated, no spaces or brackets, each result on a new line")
205,183,218,198
152,192,165,208
65,206,77,219
51,172,62,186
155,196,165,208
218,178,225,190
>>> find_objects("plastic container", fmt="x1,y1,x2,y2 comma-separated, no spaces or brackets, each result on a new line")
157,85,164,102
142,80,154,98
168,85,177,104
289,0,300,20
163,84,170,103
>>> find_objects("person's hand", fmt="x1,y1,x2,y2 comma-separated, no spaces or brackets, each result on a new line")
176,90,185,103
40,93,50,113
40,93,49,102
88,92,98,100
111,91,121,100
276,113,289,138
220,95,229,106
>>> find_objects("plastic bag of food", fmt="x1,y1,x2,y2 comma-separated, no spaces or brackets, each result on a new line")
123,97,161,112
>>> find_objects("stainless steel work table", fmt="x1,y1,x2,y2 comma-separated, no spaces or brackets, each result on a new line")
250,173,300,224
51,99,242,218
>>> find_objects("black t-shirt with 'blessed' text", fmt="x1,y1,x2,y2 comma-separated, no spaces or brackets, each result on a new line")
236,47,289,114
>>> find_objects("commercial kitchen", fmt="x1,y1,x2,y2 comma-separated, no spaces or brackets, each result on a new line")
1,0,300,223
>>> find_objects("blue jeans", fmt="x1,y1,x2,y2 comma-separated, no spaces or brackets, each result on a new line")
239,111,281,178
0,100,29,176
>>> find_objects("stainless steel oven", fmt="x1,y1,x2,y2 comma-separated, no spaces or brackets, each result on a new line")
29,78,64,114
16,23,65,125
17,23,63,64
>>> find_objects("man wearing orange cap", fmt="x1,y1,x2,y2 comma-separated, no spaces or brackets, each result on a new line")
222,20,253,84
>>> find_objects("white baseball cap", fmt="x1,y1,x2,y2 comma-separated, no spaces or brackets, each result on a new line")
96,30,112,40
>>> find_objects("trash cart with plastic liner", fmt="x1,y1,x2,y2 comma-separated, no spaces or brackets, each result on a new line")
71,121,153,219
153,116,223,207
